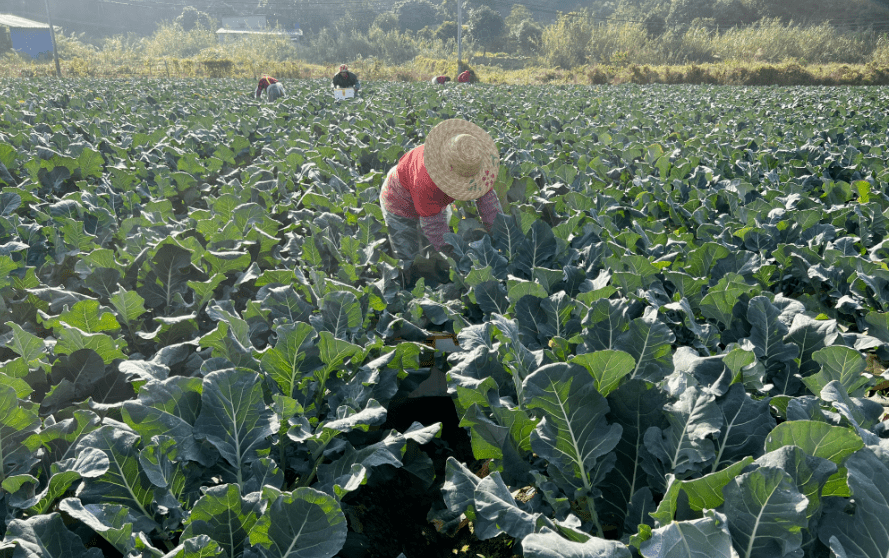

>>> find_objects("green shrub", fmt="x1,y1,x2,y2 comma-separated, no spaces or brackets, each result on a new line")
541,12,593,69
587,22,656,65
712,19,872,64
870,35,889,66
143,22,216,59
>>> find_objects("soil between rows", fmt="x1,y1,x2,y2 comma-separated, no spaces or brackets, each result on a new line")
338,394,518,558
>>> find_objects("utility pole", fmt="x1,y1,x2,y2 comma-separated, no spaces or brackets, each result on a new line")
43,0,62,77
456,0,462,74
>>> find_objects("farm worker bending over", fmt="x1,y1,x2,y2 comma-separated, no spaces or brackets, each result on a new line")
255,75,285,101
333,64,360,90
431,75,451,84
457,69,473,83
380,119,503,260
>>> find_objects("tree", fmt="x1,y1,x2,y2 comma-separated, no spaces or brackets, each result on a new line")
713,0,761,27
514,19,543,54
176,6,215,32
666,0,715,30
373,12,399,33
394,0,443,32
541,11,593,69
467,6,505,54
435,20,458,41
505,4,534,28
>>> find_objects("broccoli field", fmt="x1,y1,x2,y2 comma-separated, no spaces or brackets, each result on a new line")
2,77,889,558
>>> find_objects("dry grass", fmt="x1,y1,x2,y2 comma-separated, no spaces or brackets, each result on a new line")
3,19,889,86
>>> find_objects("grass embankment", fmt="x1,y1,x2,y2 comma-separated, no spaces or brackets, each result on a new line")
5,55,889,86
4,16,889,85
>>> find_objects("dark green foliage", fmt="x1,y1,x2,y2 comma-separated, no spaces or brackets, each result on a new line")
393,0,443,32
467,6,506,54
0,79,888,558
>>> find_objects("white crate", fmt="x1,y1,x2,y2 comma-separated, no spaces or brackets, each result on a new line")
333,87,355,100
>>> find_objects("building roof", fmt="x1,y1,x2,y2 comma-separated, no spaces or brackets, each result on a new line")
0,14,50,29
215,28,302,36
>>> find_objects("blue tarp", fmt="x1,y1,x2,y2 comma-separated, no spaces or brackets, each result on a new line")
9,28,52,59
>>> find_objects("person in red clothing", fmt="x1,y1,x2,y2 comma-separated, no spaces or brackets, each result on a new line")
380,119,503,260
431,75,451,84
457,69,474,83
255,75,285,101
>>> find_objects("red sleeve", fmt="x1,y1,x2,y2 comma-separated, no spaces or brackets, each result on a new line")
396,145,453,217
475,188,503,231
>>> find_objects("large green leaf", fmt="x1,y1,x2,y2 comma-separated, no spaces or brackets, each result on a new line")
181,484,263,558
59,498,145,555
2,513,103,558
162,536,225,558
721,467,808,558
641,510,735,558
53,328,127,364
643,386,721,487
73,426,158,528
700,274,756,328
120,377,205,466
820,447,889,558
600,380,668,534
710,384,775,472
541,291,580,339
764,420,863,464
42,348,133,414
754,446,836,521
194,369,277,484
441,457,482,518
4,321,45,364
199,321,258,371
39,300,120,333
248,488,347,558
802,345,870,397
76,147,104,179
580,298,629,352
785,314,839,376
473,472,543,540
569,350,635,397
317,332,362,370
140,242,202,310
743,296,797,366
522,528,631,558
614,307,675,383
0,384,41,480
260,322,319,398
474,280,510,315
514,220,557,275
109,286,148,326
315,429,404,498
312,291,362,341
522,363,622,496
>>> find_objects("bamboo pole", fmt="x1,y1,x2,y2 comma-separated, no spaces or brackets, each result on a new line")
43,0,62,77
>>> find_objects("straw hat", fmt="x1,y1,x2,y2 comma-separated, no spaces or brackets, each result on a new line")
424,119,499,201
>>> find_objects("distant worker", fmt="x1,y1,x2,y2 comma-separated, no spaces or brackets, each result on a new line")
255,75,285,101
333,64,360,90
431,75,451,84
457,69,474,83
380,119,504,260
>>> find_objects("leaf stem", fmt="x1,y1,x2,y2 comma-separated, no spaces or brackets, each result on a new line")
298,436,332,489
586,497,604,539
